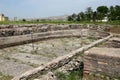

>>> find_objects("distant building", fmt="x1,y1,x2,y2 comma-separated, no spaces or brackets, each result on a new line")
14,17,17,21
102,17,108,22
0,14,9,21
96,17,108,22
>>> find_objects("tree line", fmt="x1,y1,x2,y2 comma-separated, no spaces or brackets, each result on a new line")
67,5,120,22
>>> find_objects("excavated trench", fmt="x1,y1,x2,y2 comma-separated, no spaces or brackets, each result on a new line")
0,24,119,80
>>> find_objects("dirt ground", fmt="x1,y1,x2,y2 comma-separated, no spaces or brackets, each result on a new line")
0,37,96,79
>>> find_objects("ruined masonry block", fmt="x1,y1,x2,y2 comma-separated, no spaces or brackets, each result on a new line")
84,47,120,78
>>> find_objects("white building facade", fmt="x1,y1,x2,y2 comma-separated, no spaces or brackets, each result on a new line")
0,14,9,21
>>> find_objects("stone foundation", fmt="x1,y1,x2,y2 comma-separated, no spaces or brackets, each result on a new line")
0,28,109,48
0,29,84,48
0,24,118,37
12,34,112,80
84,47,120,78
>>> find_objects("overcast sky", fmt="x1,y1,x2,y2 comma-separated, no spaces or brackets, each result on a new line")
0,0,120,19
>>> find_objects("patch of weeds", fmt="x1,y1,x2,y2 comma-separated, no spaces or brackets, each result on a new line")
3,55,18,62
12,48,18,51
0,49,7,53
38,53,57,58
60,38,68,44
87,36,97,42
27,62,38,67
98,42,109,47
55,63,83,80
64,48,68,51
95,43,101,47
3,55,38,68
12,58,18,62
69,71,79,80
55,71,68,80
116,77,120,80
29,71,48,80
78,52,84,57
51,43,55,47
55,70,83,80
19,50,27,53
0,72,13,80
4,56,11,60
30,48,58,58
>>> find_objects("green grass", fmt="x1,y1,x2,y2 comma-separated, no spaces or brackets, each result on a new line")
87,37,97,42
0,72,13,80
0,20,120,25
55,70,83,80
55,63,83,80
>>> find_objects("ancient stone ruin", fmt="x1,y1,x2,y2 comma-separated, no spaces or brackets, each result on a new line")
0,24,119,80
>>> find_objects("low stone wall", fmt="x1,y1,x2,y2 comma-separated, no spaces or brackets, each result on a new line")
0,24,86,37
12,33,112,80
0,29,85,48
0,24,117,37
84,47,120,78
0,29,109,48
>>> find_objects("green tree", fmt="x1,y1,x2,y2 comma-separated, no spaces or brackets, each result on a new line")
97,6,108,20
78,12,85,21
67,16,73,21
36,19,39,22
115,5,120,20
108,6,115,20
108,5,120,21
93,11,97,22
85,7,93,21
68,13,77,22
76,15,81,21
71,13,77,21
22,19,26,22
